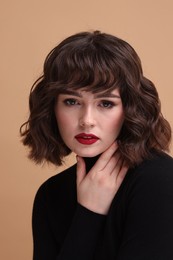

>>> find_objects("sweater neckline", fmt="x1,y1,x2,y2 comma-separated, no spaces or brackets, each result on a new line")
83,155,100,173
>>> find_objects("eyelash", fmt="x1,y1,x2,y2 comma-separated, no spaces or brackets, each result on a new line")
63,99,79,106
63,99,116,109
99,100,115,109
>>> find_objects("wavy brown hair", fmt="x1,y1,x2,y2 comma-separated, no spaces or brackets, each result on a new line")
20,31,172,167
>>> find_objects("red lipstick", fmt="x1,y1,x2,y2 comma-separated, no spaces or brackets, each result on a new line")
75,133,99,145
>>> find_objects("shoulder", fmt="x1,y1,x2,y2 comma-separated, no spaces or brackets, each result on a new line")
42,163,77,188
121,152,173,223
132,151,173,178
34,163,77,202
127,151,173,200
117,152,173,258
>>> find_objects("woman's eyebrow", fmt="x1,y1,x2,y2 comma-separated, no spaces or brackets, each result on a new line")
95,92,121,98
60,90,82,97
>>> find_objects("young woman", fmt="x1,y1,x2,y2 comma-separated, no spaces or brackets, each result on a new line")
20,31,173,260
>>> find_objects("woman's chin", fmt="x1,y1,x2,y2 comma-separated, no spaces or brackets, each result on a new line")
70,141,113,157
75,152,100,158
72,147,105,158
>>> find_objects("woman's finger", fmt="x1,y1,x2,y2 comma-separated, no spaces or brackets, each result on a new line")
76,156,86,186
94,142,118,172
102,152,121,176
115,160,129,186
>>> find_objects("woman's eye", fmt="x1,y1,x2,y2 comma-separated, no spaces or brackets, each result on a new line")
63,99,79,106
99,101,115,108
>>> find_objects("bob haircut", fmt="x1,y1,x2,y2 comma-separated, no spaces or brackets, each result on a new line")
20,30,172,167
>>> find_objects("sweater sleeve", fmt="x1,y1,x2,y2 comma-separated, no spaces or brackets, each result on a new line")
117,155,173,260
56,204,106,260
32,184,106,260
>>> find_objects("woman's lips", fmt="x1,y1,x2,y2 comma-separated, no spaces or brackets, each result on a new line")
75,133,99,145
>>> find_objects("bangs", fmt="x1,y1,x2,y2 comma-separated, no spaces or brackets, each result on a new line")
49,44,125,94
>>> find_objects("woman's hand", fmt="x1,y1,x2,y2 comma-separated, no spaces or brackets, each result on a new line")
76,142,128,215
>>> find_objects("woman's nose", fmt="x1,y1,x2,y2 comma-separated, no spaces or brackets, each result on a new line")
79,107,96,128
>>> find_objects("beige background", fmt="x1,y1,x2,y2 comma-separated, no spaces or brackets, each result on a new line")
1,0,173,259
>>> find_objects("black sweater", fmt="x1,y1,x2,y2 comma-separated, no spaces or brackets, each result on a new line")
32,152,173,260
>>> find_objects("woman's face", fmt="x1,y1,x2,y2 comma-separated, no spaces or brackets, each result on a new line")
55,88,124,157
